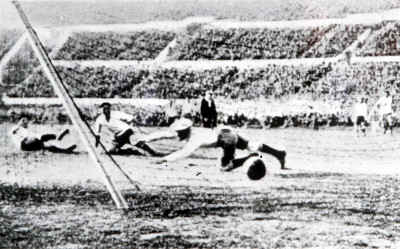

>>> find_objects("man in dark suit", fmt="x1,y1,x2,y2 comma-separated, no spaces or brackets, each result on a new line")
200,90,217,128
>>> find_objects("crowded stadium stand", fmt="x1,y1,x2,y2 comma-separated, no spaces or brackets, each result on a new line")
53,31,176,60
169,24,371,60
3,60,333,99
0,29,23,59
357,21,400,56
2,11,400,128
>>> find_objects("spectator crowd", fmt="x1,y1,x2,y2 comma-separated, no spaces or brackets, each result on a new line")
4,63,333,100
3,60,400,127
54,31,175,60
170,25,367,60
51,25,371,62
357,21,400,56
2,20,400,127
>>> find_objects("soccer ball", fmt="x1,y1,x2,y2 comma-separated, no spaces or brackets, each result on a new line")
244,157,266,180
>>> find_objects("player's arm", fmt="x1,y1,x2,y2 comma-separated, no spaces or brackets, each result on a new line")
94,118,102,147
158,133,218,163
136,130,178,144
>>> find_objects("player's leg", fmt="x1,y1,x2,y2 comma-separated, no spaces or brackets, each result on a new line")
113,129,151,155
115,128,134,145
387,114,394,135
44,144,77,153
383,114,394,135
383,114,387,134
219,145,236,171
133,129,179,157
111,145,146,156
360,117,367,136
355,116,362,135
40,134,57,142
39,129,69,143
250,142,286,169
220,146,259,172
57,129,70,141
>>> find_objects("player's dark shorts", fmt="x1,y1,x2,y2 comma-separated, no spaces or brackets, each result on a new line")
221,146,236,167
219,135,249,167
21,137,44,151
356,116,366,126
236,136,249,150
383,113,393,127
176,127,191,141
113,129,134,147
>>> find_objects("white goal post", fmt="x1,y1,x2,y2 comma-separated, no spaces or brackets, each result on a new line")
12,1,130,210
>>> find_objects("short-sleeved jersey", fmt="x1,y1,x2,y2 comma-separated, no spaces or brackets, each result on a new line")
354,103,368,117
376,96,392,115
95,111,133,136
9,125,29,150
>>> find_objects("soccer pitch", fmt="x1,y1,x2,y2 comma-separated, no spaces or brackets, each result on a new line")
1,124,400,248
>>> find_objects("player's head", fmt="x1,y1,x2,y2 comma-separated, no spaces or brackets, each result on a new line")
18,116,29,128
217,127,238,148
385,90,391,97
204,90,212,100
177,106,183,117
100,102,111,118
171,118,193,140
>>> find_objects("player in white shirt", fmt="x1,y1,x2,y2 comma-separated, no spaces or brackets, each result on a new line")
9,117,76,153
353,97,368,136
95,102,140,154
370,91,393,134
155,125,286,171
134,114,194,156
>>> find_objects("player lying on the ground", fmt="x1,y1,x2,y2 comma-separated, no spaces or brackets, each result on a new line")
94,102,164,156
134,114,193,157
146,125,286,171
135,115,193,148
9,117,77,153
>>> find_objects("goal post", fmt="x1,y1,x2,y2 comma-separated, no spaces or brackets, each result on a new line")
12,1,129,210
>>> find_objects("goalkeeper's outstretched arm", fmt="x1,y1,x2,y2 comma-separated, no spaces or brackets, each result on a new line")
157,132,219,163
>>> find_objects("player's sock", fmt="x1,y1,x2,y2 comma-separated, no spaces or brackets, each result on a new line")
259,144,286,169
47,144,77,153
65,144,77,153
58,129,70,140
114,147,145,156
221,153,259,172
279,151,286,169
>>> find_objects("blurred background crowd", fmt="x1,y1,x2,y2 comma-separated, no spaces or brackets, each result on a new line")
1,17,400,128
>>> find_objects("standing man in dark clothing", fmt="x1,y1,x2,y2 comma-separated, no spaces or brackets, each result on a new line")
200,90,217,128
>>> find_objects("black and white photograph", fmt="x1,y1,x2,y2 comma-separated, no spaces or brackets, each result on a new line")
1,0,400,247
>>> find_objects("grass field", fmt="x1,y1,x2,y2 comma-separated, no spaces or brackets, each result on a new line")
1,123,400,248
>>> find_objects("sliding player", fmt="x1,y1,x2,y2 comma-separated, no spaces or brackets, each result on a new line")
134,114,193,154
153,125,286,171
9,117,77,153
94,102,162,156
